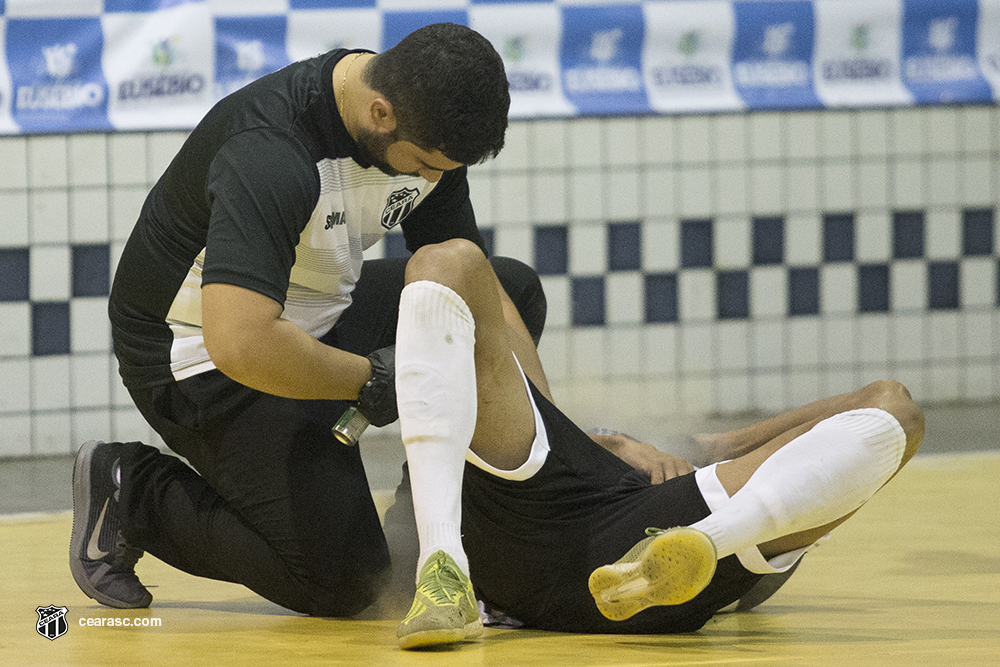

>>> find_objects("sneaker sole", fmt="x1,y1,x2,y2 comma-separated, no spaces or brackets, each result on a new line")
464,617,484,638
398,618,483,650
398,626,466,650
589,527,717,622
69,441,150,609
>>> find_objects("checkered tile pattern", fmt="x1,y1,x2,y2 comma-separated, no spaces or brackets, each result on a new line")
2,105,999,456
386,209,997,323
0,132,186,456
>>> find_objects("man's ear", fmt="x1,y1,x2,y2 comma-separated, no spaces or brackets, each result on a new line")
367,96,398,134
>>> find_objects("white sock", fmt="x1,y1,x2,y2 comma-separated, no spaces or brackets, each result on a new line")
395,281,477,579
691,408,907,559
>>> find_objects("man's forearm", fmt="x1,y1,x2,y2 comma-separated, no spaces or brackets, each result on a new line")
202,282,373,401
214,316,372,400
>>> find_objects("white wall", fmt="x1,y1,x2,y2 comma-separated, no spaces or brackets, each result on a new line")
0,105,997,457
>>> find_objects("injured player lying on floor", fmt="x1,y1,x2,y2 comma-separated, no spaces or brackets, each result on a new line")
375,238,924,648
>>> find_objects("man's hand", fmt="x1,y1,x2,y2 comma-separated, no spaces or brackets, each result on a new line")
357,345,397,427
589,429,694,484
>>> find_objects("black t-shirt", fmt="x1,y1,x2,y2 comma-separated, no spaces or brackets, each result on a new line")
110,49,485,388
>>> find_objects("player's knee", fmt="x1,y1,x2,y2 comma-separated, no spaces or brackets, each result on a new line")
406,239,489,288
865,379,924,462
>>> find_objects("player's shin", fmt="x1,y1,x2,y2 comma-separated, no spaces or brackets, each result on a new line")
691,408,907,560
394,280,483,648
395,280,477,577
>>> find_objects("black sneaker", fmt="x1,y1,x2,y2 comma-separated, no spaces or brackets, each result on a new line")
735,557,802,612
70,441,152,608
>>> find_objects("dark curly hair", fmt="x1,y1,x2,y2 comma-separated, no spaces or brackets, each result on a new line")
364,23,509,165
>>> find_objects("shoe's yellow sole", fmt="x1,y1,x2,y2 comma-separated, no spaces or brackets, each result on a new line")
398,619,483,650
588,527,718,621
398,626,466,650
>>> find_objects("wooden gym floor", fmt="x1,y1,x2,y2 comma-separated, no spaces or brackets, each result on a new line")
1,405,998,666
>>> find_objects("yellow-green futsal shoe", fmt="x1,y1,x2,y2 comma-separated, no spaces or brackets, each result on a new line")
589,526,718,621
397,551,484,649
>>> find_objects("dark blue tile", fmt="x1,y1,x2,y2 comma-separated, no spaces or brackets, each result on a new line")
72,244,111,298
571,276,605,326
823,213,854,262
32,302,71,356
753,216,784,265
644,273,678,323
0,247,30,302
962,208,994,256
788,267,819,316
479,227,495,257
858,264,890,313
893,210,925,259
608,221,642,272
928,261,959,310
384,233,410,259
716,270,749,319
681,219,713,268
534,225,568,276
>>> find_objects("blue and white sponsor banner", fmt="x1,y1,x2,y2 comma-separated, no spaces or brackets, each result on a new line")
902,0,993,104
5,0,102,18
813,0,912,107
732,1,821,109
471,3,575,117
643,1,743,113
7,17,111,132
561,4,648,115
102,1,213,129
0,1,995,135
382,9,467,51
976,0,1000,100
286,8,380,62
0,17,17,133
208,0,290,16
291,0,375,9
214,14,289,99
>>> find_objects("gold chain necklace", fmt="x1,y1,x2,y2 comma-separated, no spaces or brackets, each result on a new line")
338,53,363,120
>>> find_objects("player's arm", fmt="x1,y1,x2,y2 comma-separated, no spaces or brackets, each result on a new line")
589,431,694,484
202,282,372,401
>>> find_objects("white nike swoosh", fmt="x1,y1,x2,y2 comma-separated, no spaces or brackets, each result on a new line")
86,500,110,560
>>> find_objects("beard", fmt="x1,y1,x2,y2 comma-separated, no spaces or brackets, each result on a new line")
354,125,401,177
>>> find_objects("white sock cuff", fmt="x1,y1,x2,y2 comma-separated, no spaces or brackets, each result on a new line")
398,280,475,339
416,522,468,577
820,408,907,478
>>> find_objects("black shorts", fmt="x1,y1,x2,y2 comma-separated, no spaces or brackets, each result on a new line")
460,380,764,634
